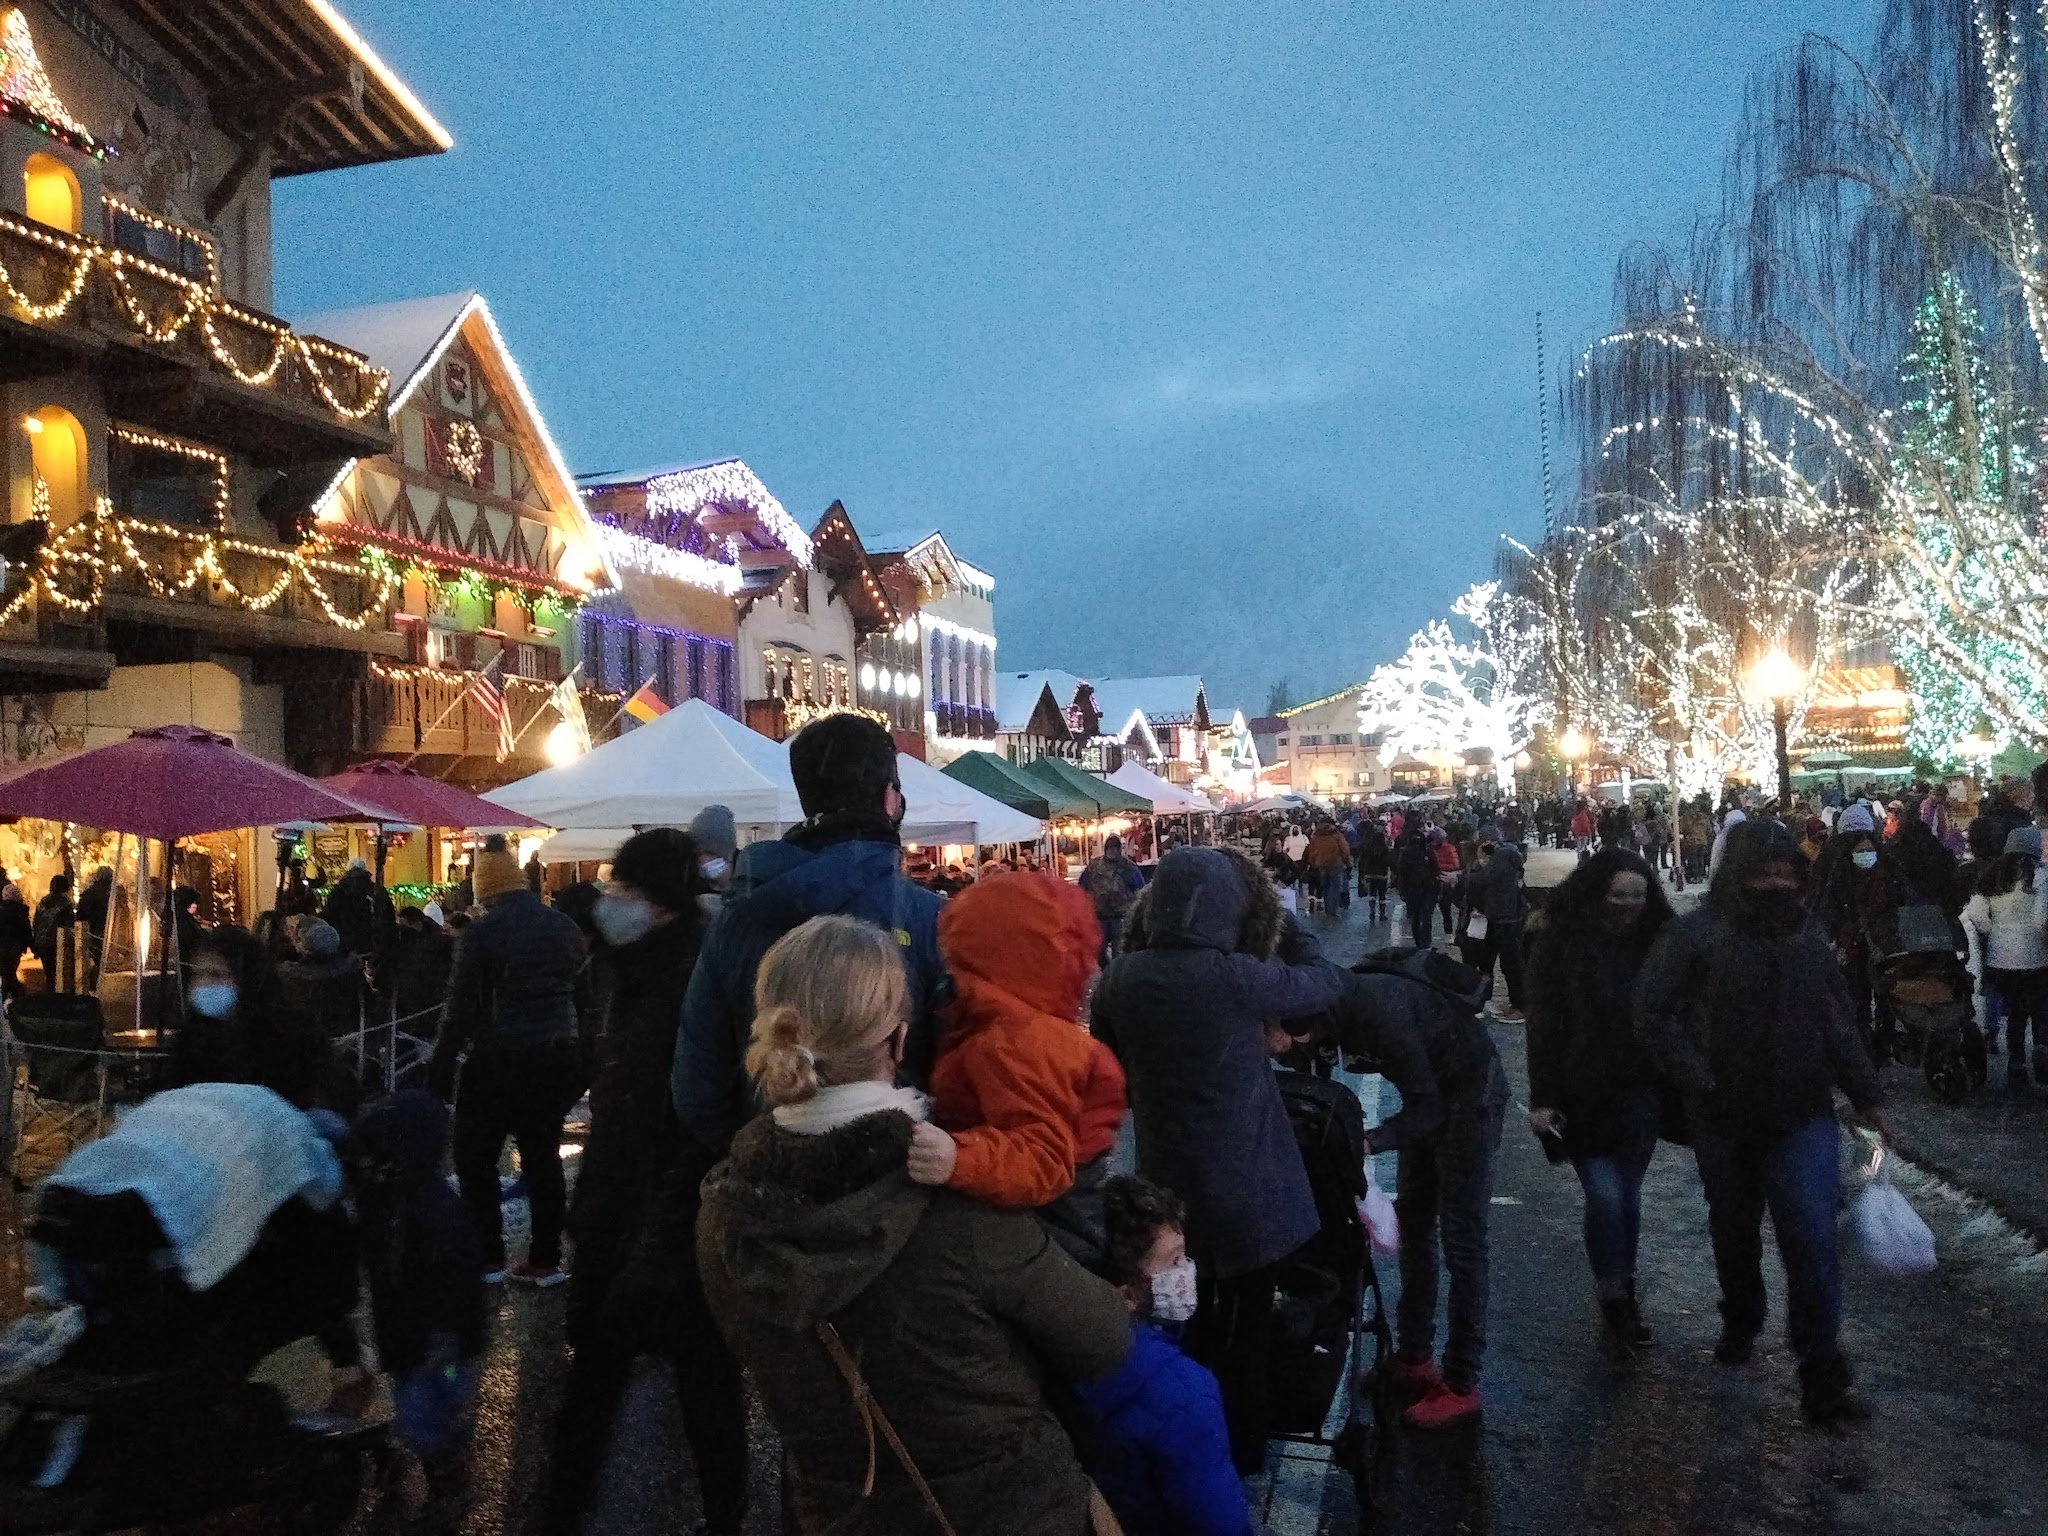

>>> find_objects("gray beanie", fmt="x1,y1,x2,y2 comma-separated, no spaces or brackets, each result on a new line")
2004,825,2043,863
689,803,738,860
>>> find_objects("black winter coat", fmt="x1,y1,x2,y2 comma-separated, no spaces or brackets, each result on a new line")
321,868,393,958
572,915,703,1239
429,889,587,1096
1093,848,1344,1278
1327,968,1493,1152
1634,905,1882,1143
1525,921,1664,1154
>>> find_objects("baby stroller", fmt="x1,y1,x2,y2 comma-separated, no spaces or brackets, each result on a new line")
1869,904,1984,1104
1267,1068,1395,1511
0,1084,389,1533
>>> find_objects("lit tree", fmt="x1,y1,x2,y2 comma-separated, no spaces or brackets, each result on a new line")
1357,582,1541,794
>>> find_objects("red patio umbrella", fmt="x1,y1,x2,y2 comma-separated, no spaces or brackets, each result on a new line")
317,759,547,832
0,724,378,841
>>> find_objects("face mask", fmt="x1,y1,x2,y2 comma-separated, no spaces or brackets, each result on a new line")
700,857,730,883
593,893,658,947
1851,850,1879,871
188,981,237,1020
1148,1256,1198,1324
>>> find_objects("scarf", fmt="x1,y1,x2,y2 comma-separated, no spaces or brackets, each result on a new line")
784,807,903,853
773,1081,930,1136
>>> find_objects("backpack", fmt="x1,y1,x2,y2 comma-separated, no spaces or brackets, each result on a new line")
1351,945,1490,1016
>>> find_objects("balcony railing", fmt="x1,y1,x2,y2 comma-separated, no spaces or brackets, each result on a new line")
0,212,387,429
932,703,996,739
365,665,622,764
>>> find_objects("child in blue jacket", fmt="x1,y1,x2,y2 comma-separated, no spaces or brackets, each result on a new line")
1076,1177,1252,1536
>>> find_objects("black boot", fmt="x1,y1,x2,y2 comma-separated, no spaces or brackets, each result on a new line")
1713,1326,1756,1365
1601,1289,1653,1347
1800,1353,1872,1427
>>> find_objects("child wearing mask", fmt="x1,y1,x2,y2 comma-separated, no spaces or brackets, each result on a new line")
1075,1176,1250,1536
907,873,1127,1262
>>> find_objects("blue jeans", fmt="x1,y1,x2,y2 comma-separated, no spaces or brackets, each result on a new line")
1692,1114,1843,1377
1395,1054,1509,1391
1321,869,1348,913
1570,1087,1661,1301
392,1350,482,1468
1098,912,1124,968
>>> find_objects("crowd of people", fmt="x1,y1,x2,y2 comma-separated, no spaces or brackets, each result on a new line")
12,734,2031,1533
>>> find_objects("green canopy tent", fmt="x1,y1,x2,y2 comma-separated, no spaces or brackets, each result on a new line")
1019,755,1153,814
941,751,1059,819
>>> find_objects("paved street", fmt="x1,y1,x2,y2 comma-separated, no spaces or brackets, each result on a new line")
440,871,2047,1536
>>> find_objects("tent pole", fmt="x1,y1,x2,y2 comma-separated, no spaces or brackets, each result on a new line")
156,839,175,1036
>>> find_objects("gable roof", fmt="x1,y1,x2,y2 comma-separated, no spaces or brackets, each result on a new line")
300,291,607,586
995,675,1063,738
810,503,897,631
104,0,452,176
1279,683,1369,719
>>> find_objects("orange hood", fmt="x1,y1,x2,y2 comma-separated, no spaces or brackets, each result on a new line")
939,872,1101,1030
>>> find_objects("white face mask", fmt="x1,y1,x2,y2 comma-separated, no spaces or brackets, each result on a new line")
187,981,237,1020
1148,1257,1198,1324
1851,850,1879,871
593,892,659,947
700,856,730,883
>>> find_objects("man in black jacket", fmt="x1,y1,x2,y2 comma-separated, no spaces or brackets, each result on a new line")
1635,818,1894,1426
544,829,746,1536
430,839,587,1287
1320,961,1506,1430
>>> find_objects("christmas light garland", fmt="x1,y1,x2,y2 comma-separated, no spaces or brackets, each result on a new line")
109,425,230,529
0,8,102,158
593,521,742,596
644,460,812,568
0,213,386,418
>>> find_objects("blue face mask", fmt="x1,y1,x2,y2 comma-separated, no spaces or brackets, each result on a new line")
187,981,237,1020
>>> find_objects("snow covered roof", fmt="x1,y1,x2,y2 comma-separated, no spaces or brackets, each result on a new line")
580,458,811,568
861,527,942,557
297,291,476,409
1091,676,1208,729
995,674,1059,736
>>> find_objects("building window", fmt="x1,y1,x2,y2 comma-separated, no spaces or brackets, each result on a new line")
788,572,810,615
23,153,81,233
1300,734,1323,747
23,406,87,522
1331,733,1352,746
686,636,707,701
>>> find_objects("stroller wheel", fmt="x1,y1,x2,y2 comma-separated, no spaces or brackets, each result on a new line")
1926,1053,1971,1105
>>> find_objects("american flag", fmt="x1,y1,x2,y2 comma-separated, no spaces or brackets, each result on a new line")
469,663,514,761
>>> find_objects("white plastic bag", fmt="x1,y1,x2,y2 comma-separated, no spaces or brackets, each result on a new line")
1356,1159,1399,1255
1852,1150,1936,1275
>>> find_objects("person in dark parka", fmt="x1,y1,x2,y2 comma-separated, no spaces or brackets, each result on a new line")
1634,818,1895,1425
1525,848,1675,1344
174,924,338,1112
1093,845,1344,1472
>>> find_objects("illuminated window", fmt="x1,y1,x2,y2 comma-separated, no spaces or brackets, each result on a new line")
23,153,81,233
24,406,87,521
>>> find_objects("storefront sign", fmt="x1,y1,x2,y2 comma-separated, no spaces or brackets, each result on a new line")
39,0,192,118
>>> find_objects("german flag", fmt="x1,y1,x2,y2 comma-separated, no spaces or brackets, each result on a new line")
623,680,670,723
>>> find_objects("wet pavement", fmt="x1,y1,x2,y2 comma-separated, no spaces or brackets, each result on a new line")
5,866,2045,1533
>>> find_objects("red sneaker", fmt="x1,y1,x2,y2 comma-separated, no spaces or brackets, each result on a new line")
1404,1380,1483,1430
1387,1355,1441,1400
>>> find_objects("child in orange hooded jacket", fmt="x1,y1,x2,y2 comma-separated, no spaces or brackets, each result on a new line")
907,872,1127,1261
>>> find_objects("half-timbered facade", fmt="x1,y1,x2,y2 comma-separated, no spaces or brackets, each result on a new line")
865,528,997,766
303,291,618,783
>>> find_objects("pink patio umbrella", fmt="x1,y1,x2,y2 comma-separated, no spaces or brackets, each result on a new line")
317,760,547,833
0,725,378,841
0,725,383,1030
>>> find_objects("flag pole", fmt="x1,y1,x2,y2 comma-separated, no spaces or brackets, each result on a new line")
403,652,507,770
593,673,664,739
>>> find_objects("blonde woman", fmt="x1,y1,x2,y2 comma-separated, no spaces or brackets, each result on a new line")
696,915,1131,1536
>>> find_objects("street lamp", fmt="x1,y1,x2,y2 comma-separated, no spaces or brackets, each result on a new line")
1748,646,1806,815
1558,726,1590,799
1953,730,1996,784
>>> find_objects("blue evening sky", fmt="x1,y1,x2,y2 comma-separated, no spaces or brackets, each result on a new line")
276,1,1872,716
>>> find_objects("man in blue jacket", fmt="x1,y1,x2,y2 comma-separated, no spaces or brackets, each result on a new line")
671,712,945,1158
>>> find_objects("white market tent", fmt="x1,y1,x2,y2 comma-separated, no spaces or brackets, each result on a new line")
1369,790,1412,807
489,698,807,830
895,753,1044,846
1107,759,1218,814
1240,792,1333,815
515,711,1044,862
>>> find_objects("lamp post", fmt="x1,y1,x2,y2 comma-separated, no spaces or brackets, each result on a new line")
1558,726,1590,800
1748,646,1806,817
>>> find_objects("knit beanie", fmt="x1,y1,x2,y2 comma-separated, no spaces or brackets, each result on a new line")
472,845,524,905
688,803,738,861
2004,825,2044,864
1836,802,1876,835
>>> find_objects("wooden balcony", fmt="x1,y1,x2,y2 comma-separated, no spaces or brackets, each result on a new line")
0,212,390,465
363,666,622,787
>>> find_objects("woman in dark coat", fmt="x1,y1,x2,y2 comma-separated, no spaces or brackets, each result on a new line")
1094,846,1344,1471
172,925,336,1111
1525,848,1675,1344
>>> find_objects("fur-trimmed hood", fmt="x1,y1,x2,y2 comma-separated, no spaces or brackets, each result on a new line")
1123,845,1282,958
697,1110,932,1329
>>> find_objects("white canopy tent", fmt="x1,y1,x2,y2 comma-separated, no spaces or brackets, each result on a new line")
1106,759,1219,814
488,698,807,830
1239,792,1333,815
895,753,1044,846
